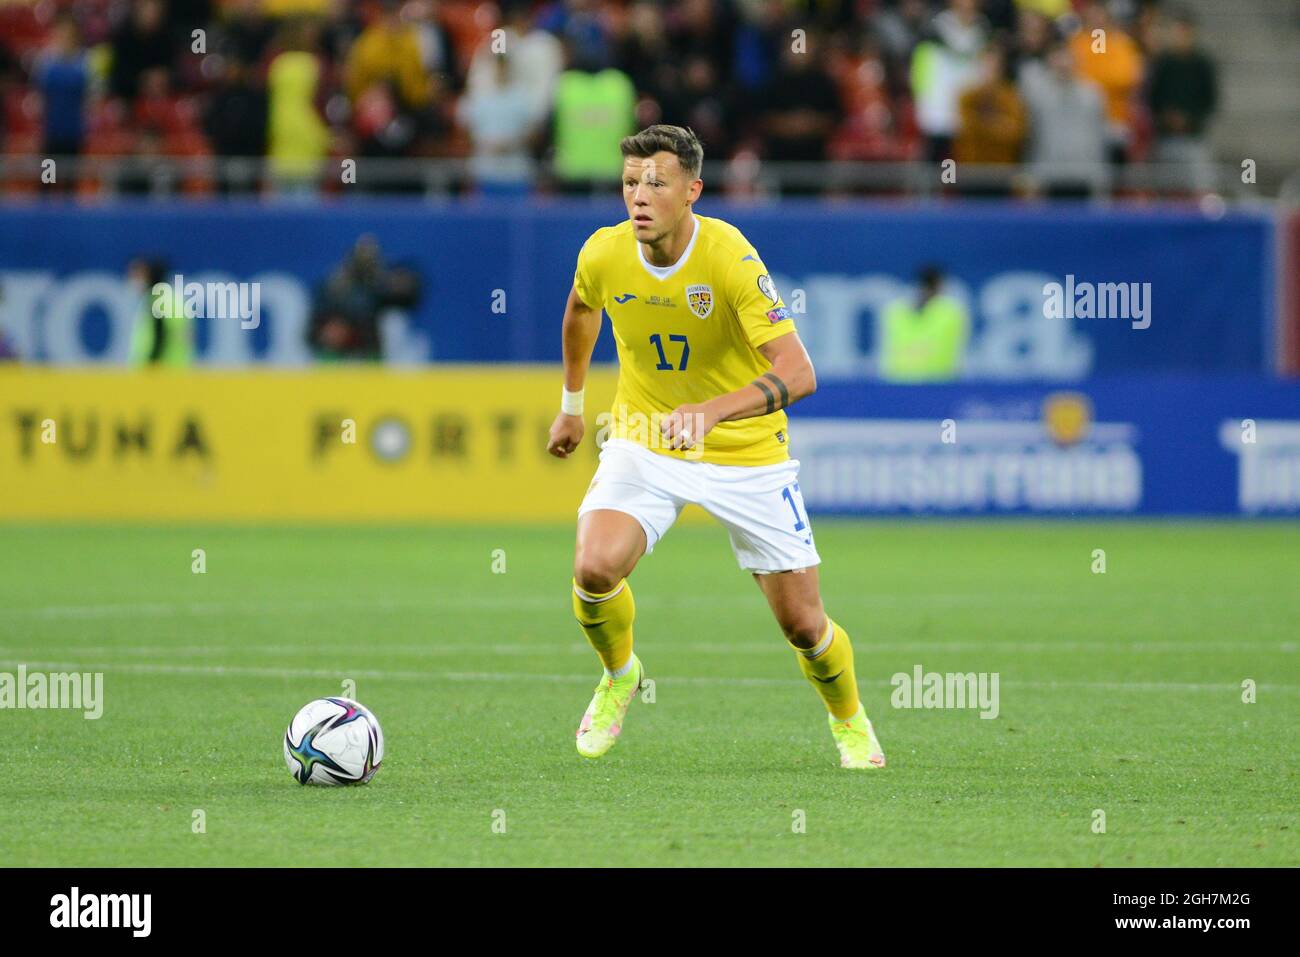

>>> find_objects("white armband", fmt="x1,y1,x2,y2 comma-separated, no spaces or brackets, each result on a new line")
561,387,585,416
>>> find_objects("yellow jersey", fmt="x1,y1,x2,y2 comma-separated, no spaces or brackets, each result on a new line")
573,214,797,466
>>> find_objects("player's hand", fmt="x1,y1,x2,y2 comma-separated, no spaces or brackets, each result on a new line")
547,412,585,458
660,403,718,451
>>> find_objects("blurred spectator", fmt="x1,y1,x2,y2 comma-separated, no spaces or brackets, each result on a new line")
954,43,1026,194
216,0,274,66
347,2,454,165
132,67,178,130
731,0,788,94
267,21,331,194
170,1,216,44
0,38,17,121
538,0,615,73
204,57,268,194
979,0,1019,33
34,18,90,168
551,57,636,191
1017,0,1071,16
109,0,173,100
309,236,421,362
128,258,193,367
612,1,672,97
782,0,856,32
879,265,969,382
910,0,988,161
457,51,537,194
345,2,432,113
876,0,931,66
1068,0,1143,165
406,1,456,83
1148,7,1218,191
759,33,842,176
1012,7,1055,90
263,0,332,14
466,1,562,137
667,0,736,83
656,53,734,157
825,33,903,163
1021,40,1108,197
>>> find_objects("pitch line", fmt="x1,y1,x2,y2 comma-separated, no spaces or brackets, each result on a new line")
1,659,1296,695
0,639,1293,658
8,586,1287,621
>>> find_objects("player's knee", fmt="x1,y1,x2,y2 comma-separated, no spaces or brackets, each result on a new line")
782,613,827,651
573,552,624,596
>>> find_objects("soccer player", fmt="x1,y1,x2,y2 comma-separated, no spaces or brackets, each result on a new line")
546,125,885,769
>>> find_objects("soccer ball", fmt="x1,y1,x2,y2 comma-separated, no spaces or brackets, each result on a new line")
284,697,384,786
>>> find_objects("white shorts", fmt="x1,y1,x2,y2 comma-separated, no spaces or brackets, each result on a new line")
577,439,821,574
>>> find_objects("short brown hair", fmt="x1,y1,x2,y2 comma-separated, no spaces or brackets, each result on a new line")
620,125,703,179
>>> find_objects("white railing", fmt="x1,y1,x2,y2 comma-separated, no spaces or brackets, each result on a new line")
0,154,1291,202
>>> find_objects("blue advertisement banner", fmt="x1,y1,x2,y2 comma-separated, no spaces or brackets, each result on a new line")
787,376,1300,516
0,200,1277,379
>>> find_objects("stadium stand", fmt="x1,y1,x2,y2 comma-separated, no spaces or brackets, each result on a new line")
0,0,1294,197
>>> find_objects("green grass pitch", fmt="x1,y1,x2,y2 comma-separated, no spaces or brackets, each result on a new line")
0,521,1296,867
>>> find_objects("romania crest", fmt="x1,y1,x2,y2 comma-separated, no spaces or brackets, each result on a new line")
685,284,713,319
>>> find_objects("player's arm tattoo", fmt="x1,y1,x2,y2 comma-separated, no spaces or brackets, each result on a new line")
751,372,791,415
763,372,790,410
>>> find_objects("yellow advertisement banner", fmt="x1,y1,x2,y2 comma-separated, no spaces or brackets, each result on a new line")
0,367,627,520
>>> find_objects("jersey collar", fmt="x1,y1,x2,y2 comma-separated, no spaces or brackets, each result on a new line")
636,214,700,282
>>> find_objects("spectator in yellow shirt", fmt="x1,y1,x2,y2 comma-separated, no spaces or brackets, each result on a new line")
1068,1,1143,164
1015,0,1070,17
267,21,331,192
262,0,331,15
954,44,1027,194
345,2,431,111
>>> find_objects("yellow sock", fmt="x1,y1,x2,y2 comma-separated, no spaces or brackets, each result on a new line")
572,578,635,675
791,618,860,720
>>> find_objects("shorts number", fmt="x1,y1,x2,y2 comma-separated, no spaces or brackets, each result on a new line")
781,484,807,532
650,333,690,371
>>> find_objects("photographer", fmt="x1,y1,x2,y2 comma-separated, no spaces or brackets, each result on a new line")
307,235,422,362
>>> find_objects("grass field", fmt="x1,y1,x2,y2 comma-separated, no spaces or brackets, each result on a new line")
0,520,1296,867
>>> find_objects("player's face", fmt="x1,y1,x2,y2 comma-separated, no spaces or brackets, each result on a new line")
622,153,699,243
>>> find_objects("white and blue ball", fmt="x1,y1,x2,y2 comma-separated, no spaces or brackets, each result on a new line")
284,697,384,786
